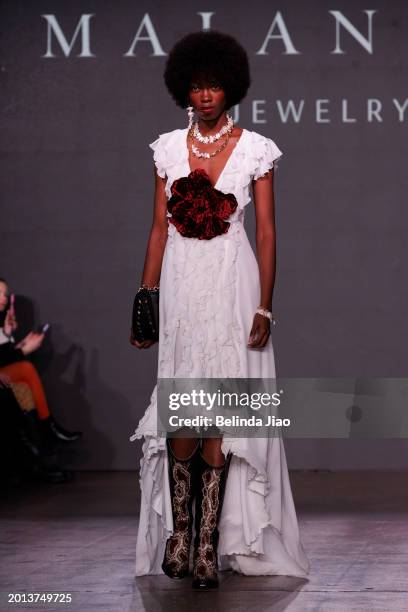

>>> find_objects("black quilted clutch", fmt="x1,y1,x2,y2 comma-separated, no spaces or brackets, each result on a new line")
131,287,159,343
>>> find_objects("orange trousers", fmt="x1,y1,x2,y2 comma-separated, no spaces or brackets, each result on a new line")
0,361,50,419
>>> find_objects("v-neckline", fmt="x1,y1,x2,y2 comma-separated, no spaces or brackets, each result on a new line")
184,127,246,190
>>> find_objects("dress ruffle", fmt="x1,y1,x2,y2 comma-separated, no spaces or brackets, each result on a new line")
251,132,283,180
159,222,243,379
148,128,283,207
149,136,167,179
132,426,310,578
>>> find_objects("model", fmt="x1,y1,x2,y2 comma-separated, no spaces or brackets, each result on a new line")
130,30,310,589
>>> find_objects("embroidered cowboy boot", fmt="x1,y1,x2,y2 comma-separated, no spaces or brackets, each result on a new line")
162,438,200,579
192,451,232,589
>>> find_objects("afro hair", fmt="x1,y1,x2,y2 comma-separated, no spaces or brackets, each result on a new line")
163,30,251,110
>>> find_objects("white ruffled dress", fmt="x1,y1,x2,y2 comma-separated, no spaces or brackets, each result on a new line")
130,127,310,578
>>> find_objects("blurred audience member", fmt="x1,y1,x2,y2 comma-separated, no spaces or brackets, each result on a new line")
0,277,82,444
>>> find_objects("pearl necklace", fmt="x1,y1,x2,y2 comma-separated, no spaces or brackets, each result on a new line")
192,114,234,144
189,126,230,159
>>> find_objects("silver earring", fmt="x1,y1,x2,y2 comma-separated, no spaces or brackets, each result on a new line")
187,106,195,130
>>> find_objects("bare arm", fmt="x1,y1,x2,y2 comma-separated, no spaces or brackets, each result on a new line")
247,168,276,348
253,169,276,310
131,165,168,349
140,166,169,286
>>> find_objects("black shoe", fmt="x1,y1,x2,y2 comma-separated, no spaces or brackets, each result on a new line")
0,389,72,486
192,452,232,590
19,410,43,457
41,416,82,443
161,439,200,580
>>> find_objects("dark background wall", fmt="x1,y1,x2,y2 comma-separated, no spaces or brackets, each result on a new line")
1,1,407,469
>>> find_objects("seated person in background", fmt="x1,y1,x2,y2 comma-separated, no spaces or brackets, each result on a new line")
0,277,82,443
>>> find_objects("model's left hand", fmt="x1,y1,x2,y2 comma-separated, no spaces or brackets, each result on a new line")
247,313,270,348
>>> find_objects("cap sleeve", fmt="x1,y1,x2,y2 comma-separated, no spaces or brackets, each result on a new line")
148,135,167,179
252,134,283,181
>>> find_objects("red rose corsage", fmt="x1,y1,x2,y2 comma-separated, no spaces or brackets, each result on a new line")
167,168,238,240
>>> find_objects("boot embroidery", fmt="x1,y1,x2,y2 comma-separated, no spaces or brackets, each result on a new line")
193,468,222,581
162,451,197,578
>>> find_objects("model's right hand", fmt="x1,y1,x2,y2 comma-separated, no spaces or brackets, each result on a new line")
129,333,157,349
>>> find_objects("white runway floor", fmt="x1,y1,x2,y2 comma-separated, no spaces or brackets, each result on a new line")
1,471,408,612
